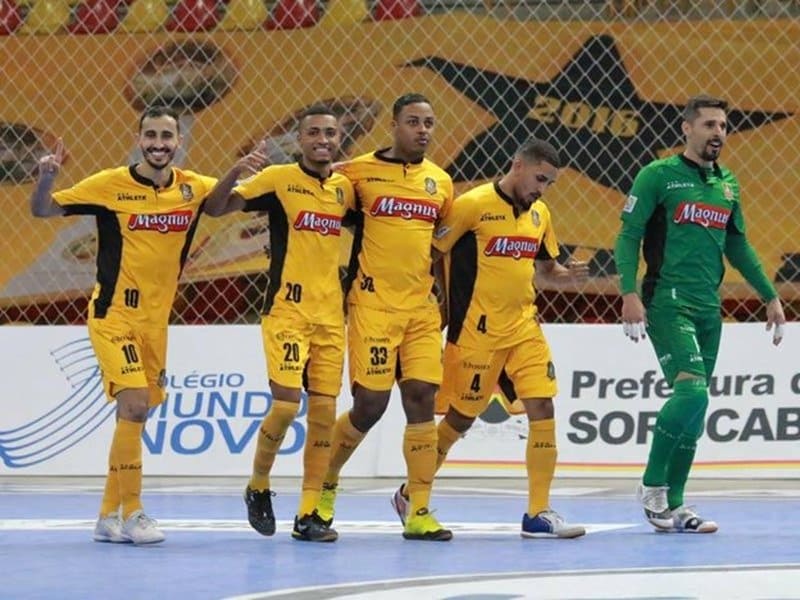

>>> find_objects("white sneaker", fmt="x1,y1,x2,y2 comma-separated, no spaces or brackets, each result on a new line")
636,482,673,530
92,513,127,543
120,510,165,545
664,505,719,534
521,510,586,539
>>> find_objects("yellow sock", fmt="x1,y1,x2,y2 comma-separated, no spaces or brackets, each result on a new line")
113,419,145,519
526,418,557,516
249,399,300,492
435,418,462,471
400,419,461,499
404,420,438,515
298,395,335,516
99,442,120,517
322,411,366,486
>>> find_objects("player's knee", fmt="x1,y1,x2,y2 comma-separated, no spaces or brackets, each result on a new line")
675,371,704,383
400,381,437,422
400,379,437,404
306,394,336,428
116,388,150,422
351,386,390,431
522,397,554,421
444,408,474,433
269,381,302,403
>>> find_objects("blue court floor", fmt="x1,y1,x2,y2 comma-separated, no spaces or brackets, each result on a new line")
2,477,799,599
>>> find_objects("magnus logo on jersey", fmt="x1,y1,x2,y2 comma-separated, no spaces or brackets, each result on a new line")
128,211,193,233
484,236,539,259
293,211,342,236
370,197,439,222
673,202,731,229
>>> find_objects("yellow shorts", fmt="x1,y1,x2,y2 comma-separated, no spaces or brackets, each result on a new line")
87,317,167,407
261,312,345,397
436,324,557,418
347,303,443,391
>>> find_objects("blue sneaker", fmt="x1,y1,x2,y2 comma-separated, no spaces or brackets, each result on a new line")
521,510,585,539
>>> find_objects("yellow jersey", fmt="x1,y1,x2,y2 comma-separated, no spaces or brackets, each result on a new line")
433,182,560,349
53,165,216,324
235,162,355,325
340,149,454,312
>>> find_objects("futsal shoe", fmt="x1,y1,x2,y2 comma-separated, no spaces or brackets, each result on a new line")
244,486,276,536
120,510,165,545
658,505,718,534
402,508,453,541
292,511,339,542
521,510,586,539
92,512,128,543
636,482,674,530
390,484,410,525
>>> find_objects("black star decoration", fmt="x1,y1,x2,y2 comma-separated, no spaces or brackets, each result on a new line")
405,34,792,192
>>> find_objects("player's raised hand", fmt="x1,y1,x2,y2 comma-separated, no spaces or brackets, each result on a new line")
236,140,268,177
38,138,64,178
765,297,786,346
621,292,647,343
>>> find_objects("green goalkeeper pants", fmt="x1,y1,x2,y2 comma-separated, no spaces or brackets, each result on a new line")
645,303,722,386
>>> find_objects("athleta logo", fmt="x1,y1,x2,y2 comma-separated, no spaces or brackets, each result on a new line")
673,202,731,229
128,211,193,233
117,192,146,202
484,236,539,259
293,210,342,236
369,197,439,222
287,184,315,196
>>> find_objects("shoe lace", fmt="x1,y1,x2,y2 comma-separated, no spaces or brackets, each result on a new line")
252,489,276,505
134,512,158,528
414,508,443,526
537,510,565,526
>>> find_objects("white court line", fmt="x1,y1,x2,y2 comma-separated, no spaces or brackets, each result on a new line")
0,518,634,535
687,489,800,498
360,486,610,497
222,564,800,600
0,485,608,496
3,483,797,497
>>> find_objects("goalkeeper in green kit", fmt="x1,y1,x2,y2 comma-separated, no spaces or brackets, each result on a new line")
613,95,786,534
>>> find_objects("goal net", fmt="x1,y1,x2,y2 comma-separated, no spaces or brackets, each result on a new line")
2,0,798,325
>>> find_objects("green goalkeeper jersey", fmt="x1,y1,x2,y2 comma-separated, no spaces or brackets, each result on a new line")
616,154,752,309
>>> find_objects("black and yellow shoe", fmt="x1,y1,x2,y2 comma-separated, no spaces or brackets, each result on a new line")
244,486,276,536
402,508,453,541
292,511,339,542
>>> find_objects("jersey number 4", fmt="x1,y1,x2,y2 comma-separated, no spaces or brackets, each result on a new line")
476,315,487,334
